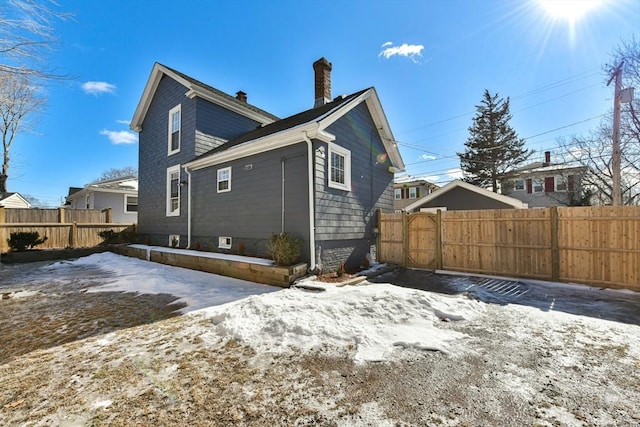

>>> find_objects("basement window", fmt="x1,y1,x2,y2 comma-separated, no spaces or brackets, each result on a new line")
218,236,232,249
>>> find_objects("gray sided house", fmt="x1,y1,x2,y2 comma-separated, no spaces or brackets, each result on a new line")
130,59,405,272
65,175,138,223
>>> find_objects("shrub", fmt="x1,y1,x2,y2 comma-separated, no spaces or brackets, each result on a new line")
8,232,48,251
98,229,137,245
268,233,302,266
336,262,345,277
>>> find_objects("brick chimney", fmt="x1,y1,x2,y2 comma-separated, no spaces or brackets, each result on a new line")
544,151,551,165
313,57,332,108
236,91,247,103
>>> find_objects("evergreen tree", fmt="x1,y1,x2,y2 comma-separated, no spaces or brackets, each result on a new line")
458,90,532,192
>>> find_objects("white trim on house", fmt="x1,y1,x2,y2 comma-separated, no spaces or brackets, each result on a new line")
124,194,138,213
130,63,277,132
168,104,181,155
217,167,231,193
403,179,528,212
166,164,181,217
328,143,351,191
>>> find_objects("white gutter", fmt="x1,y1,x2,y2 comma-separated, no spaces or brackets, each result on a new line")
183,166,192,248
302,131,317,271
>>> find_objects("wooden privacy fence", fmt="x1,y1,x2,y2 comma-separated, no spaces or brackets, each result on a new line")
0,207,135,253
378,206,640,291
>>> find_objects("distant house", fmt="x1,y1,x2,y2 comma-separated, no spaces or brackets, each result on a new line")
393,175,439,212
65,175,138,223
0,192,31,209
403,180,528,212
129,58,405,272
500,151,588,208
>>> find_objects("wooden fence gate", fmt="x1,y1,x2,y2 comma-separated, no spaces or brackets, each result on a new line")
377,211,441,269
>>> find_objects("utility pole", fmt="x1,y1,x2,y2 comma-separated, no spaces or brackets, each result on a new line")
607,61,623,206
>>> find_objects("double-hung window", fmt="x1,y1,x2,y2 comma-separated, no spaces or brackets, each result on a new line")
533,179,544,193
394,188,402,199
555,176,567,192
168,105,181,155
125,195,138,213
217,167,231,193
328,143,351,191
514,179,525,191
167,165,180,216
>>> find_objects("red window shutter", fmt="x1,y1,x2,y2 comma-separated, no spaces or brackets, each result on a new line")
416,188,420,198
568,175,575,192
526,179,532,193
545,177,554,192
403,188,408,199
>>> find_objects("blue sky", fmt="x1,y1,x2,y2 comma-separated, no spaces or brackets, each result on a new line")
7,0,639,206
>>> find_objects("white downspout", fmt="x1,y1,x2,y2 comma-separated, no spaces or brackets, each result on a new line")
281,158,285,234
302,131,317,271
183,166,192,248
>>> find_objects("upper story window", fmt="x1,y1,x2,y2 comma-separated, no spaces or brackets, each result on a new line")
328,143,351,191
168,104,181,155
394,188,402,200
125,195,138,213
555,176,567,192
166,165,180,216
533,179,544,193
217,167,231,193
409,187,418,199
514,179,525,191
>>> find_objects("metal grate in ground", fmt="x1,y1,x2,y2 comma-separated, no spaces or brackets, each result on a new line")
473,278,529,298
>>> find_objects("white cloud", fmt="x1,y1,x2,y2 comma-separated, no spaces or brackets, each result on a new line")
82,81,116,96
419,154,436,161
100,129,137,145
379,42,425,63
116,119,131,125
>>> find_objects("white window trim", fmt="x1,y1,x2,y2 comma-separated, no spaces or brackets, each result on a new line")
394,188,402,200
166,164,181,217
533,178,544,193
124,194,138,214
555,175,567,192
217,167,232,193
514,179,525,191
409,187,417,199
169,235,180,247
218,236,232,249
168,104,181,156
328,143,351,191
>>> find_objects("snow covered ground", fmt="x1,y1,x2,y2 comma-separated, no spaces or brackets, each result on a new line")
1,252,639,425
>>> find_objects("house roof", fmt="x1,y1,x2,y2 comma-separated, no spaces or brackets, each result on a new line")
66,175,138,202
186,86,405,172
130,63,279,132
0,192,31,208
403,179,528,211
393,174,440,189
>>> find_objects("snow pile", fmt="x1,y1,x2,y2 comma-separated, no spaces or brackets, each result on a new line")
44,252,280,312
197,282,484,363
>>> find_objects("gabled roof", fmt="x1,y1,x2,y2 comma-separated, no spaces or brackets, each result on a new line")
403,179,528,212
0,192,31,208
186,87,405,172
130,63,279,132
66,175,138,202
394,174,440,189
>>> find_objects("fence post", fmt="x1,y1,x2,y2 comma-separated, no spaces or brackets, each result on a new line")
550,206,559,281
70,221,77,248
59,207,65,223
436,209,443,270
402,211,408,268
376,208,381,263
103,208,112,223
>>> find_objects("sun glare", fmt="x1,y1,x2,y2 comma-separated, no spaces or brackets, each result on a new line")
537,0,603,24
